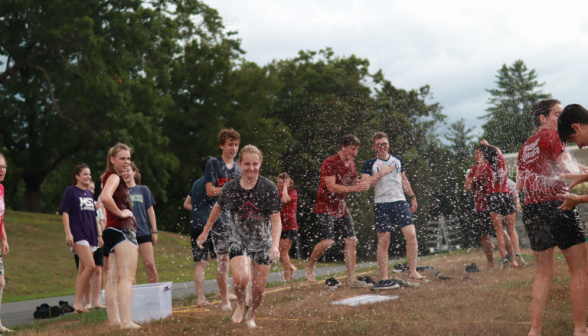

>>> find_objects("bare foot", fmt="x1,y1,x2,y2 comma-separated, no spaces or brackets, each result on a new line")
245,310,257,328
221,303,232,311
108,321,121,328
231,304,245,324
409,272,426,280
305,264,316,282
217,292,238,301
486,263,495,268
197,300,212,307
92,303,106,310
573,326,588,336
286,265,298,281
527,328,541,336
511,260,519,268
73,303,87,314
120,322,141,329
85,304,92,310
0,325,14,333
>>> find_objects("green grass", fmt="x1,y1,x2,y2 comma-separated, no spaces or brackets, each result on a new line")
2,210,343,303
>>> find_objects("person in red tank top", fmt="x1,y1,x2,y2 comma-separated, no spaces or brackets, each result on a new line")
518,100,588,336
0,154,12,333
277,173,298,281
100,143,140,330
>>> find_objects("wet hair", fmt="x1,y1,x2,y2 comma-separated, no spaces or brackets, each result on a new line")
129,161,141,185
558,104,588,143
219,129,240,146
200,156,212,172
478,145,500,182
277,172,294,188
340,134,360,147
373,132,389,144
531,99,561,129
72,163,90,185
239,145,263,162
106,143,132,174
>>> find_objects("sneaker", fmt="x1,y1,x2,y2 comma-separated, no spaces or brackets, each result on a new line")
324,277,340,287
393,277,420,288
465,263,481,273
350,280,372,288
501,255,511,270
437,274,454,280
357,275,376,285
59,300,74,313
34,304,63,319
515,253,526,266
392,263,408,273
370,279,400,291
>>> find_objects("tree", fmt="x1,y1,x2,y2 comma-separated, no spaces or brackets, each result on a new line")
481,60,551,153
0,1,223,211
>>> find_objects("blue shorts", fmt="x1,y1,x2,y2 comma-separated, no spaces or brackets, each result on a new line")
373,201,414,233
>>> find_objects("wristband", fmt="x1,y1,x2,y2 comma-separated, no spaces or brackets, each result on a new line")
152,230,158,234
407,194,416,199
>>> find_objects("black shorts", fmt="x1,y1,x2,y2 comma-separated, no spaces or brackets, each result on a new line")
74,247,104,268
318,213,356,241
102,228,138,255
280,229,299,242
190,228,216,262
136,235,153,245
229,247,271,266
473,211,495,237
523,201,586,251
487,193,516,216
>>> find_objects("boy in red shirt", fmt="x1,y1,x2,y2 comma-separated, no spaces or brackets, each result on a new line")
305,135,370,286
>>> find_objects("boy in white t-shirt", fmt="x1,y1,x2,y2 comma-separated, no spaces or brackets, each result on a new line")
361,132,423,281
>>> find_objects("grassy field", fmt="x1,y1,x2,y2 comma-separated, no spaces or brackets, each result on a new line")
10,247,587,335
2,210,341,303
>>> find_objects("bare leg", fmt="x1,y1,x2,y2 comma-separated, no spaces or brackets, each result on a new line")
344,237,357,286
402,225,424,280
73,245,96,313
480,234,495,267
490,213,518,267
113,241,140,329
216,253,231,310
138,242,159,283
194,260,210,306
377,233,391,280
245,262,271,328
91,266,105,309
280,238,295,281
105,253,120,327
561,243,588,336
505,213,520,253
528,248,555,336
77,261,91,310
305,239,334,282
0,276,13,333
101,256,108,291
230,256,250,324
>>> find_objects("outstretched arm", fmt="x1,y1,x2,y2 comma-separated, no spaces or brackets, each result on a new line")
480,140,502,155
325,176,369,194
196,204,223,248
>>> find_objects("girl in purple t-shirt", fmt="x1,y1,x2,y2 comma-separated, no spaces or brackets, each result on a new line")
60,163,103,314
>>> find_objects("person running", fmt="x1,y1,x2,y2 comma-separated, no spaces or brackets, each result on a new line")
183,156,215,307
474,141,519,268
305,134,370,285
361,132,423,281
519,100,588,336
203,129,242,310
277,173,298,282
0,155,12,333
72,181,105,310
100,143,140,330
198,145,282,328
123,162,158,284
61,163,104,314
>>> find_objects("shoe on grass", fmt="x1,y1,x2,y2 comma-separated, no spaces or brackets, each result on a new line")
324,277,340,287
357,275,376,285
393,277,420,288
33,304,63,319
501,254,511,270
59,301,74,313
392,263,408,273
465,263,481,273
370,279,400,291
350,280,372,288
515,253,526,266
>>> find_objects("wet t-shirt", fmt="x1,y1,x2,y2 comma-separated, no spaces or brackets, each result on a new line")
128,185,156,237
189,177,215,233
475,152,511,194
204,156,241,230
362,155,406,203
315,154,357,218
279,189,298,231
0,184,4,237
217,176,282,253
60,186,98,246
467,164,488,212
518,129,569,205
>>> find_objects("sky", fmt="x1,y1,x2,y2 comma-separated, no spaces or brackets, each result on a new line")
208,0,588,137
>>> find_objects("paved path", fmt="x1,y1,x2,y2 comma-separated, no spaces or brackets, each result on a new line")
2,260,385,327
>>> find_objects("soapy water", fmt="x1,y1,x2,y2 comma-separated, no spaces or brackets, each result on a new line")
519,154,583,191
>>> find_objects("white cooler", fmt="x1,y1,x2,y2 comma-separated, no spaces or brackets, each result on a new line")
101,281,174,323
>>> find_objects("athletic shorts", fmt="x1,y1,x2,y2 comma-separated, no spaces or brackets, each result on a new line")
473,211,495,237
280,229,299,242
210,224,231,255
102,227,138,255
74,247,104,268
523,201,586,251
190,228,216,262
136,234,153,245
373,201,414,233
229,247,271,266
318,213,356,240
487,193,516,216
